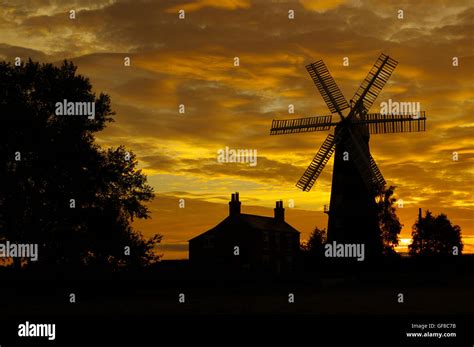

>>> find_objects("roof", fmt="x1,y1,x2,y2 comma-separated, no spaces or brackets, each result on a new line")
189,213,300,241
239,214,300,233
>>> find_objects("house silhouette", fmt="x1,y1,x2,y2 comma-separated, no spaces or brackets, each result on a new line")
189,193,301,273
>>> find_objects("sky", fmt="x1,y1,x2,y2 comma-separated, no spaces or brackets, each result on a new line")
0,0,472,259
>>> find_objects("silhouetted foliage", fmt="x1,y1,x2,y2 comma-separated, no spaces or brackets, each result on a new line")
409,210,463,256
0,59,161,270
376,185,402,256
301,227,327,257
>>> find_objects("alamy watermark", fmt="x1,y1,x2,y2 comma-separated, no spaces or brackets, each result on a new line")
18,321,55,341
55,99,95,119
380,99,421,118
217,146,257,167
325,241,365,261
0,241,38,261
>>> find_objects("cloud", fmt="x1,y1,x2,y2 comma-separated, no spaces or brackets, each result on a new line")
139,152,322,187
0,43,48,61
166,0,251,13
299,0,350,13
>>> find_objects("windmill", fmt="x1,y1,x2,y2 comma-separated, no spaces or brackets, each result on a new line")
270,53,426,255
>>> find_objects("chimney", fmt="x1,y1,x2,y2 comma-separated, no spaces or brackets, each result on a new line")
229,192,241,217
418,208,422,223
274,200,285,222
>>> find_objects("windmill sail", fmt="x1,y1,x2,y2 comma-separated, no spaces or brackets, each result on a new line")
351,54,398,114
270,115,335,135
306,60,349,117
296,133,336,192
343,128,385,193
354,112,426,134
368,153,385,189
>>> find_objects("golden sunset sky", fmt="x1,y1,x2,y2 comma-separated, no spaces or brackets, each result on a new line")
1,0,472,258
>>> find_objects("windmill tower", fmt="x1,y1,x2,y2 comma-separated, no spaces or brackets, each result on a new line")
270,53,427,257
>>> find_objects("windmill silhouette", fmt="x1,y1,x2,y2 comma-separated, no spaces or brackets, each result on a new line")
270,53,427,256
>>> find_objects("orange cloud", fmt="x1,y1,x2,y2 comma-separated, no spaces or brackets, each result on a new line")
299,0,349,12
166,0,251,13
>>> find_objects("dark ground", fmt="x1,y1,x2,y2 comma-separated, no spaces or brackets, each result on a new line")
0,256,473,345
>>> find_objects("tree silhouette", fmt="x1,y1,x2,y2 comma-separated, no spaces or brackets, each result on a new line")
0,59,161,270
409,210,463,256
376,186,402,256
301,226,327,257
